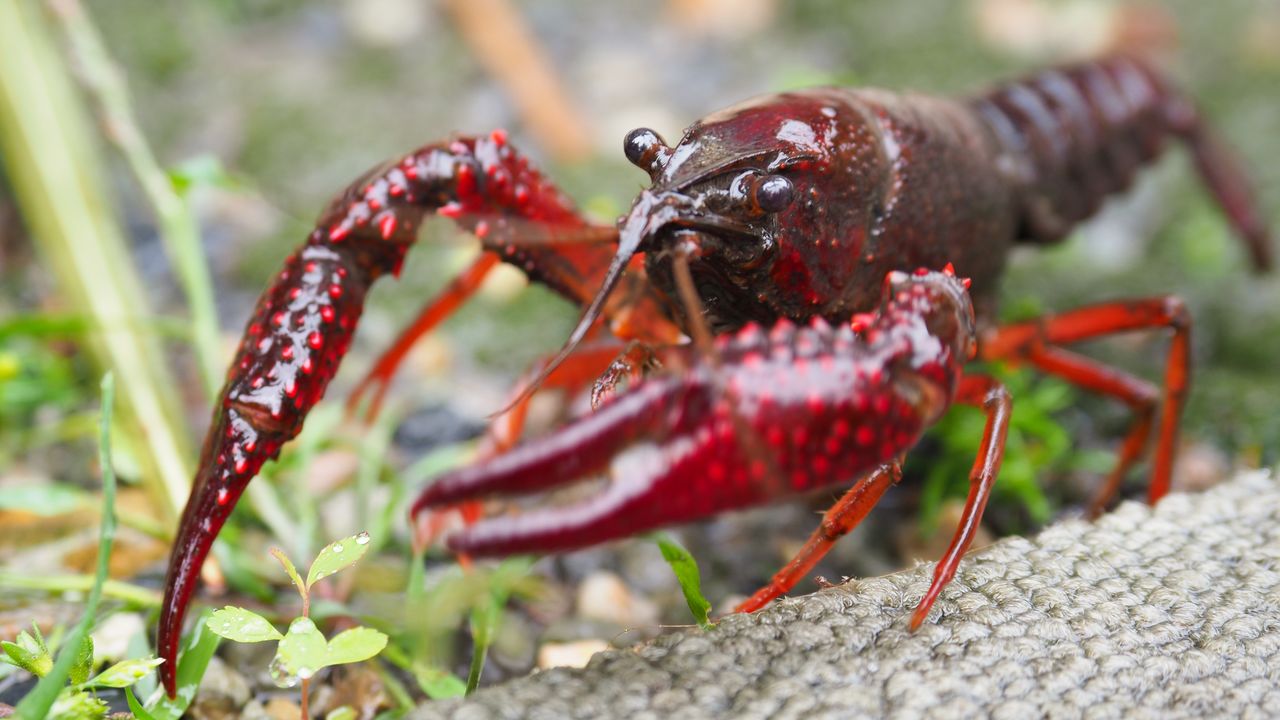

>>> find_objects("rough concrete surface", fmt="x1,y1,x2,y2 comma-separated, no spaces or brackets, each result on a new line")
411,470,1280,719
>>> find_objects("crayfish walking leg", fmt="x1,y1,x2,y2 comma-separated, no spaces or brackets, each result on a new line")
981,296,1191,515
735,373,1012,624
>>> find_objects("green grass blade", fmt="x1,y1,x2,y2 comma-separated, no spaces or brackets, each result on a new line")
0,0,193,522
0,573,162,609
15,373,118,720
465,596,496,695
145,609,222,720
654,535,713,630
125,687,159,720
51,0,222,399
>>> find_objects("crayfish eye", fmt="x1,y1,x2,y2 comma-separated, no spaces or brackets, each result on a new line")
623,127,671,177
752,175,795,214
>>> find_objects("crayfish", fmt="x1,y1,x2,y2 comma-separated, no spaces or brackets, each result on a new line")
157,54,1272,695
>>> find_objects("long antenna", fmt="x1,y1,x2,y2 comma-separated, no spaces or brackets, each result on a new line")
490,219,648,418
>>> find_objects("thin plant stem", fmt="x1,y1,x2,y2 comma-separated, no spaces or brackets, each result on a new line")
49,0,223,400
15,374,117,720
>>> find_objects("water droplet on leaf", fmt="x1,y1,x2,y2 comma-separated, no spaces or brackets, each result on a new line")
355,532,370,545
268,656,299,689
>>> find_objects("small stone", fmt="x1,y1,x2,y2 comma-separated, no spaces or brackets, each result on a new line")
1171,442,1229,495
90,612,145,664
537,639,610,670
190,657,251,720
576,571,659,627
264,697,302,720
324,665,389,719
239,700,269,720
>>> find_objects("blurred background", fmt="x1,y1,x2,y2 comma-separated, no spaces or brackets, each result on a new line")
2,0,1278,714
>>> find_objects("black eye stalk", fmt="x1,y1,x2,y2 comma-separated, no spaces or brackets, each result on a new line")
624,127,672,180
752,175,794,214
731,171,795,216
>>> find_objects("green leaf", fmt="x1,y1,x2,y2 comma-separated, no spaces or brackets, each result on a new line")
414,665,467,700
325,707,358,720
275,619,387,682
206,607,283,643
1,637,51,677
124,626,157,699
15,375,117,720
1,626,53,677
274,617,327,681
28,624,48,654
48,687,108,720
83,657,163,689
125,687,159,720
324,627,388,667
307,532,372,589
68,635,94,685
270,547,306,604
145,610,221,720
654,535,713,630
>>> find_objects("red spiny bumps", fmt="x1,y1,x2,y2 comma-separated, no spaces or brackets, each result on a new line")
697,271,969,497
225,245,373,435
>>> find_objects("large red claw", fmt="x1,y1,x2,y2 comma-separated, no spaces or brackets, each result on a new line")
410,379,697,554
156,134,634,696
413,291,971,559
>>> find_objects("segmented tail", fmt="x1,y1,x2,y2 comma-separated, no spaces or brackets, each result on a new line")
972,54,1271,269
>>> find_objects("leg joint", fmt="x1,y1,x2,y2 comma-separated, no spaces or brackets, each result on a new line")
1161,295,1191,331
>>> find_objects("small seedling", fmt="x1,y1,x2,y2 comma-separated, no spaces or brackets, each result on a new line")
206,533,388,718
654,535,714,630
1,623,164,719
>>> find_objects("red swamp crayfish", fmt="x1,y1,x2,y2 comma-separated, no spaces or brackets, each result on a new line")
157,54,1272,695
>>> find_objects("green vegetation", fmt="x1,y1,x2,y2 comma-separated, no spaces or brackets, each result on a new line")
655,535,714,630
207,535,388,718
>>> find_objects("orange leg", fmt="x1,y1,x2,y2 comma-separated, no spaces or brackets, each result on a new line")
982,296,1190,511
347,253,502,421
734,462,901,614
910,374,1011,629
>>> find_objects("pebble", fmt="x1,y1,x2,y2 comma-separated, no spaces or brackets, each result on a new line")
89,612,145,664
264,697,302,720
576,571,659,627
1171,442,1229,495
537,639,610,670
190,657,251,720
